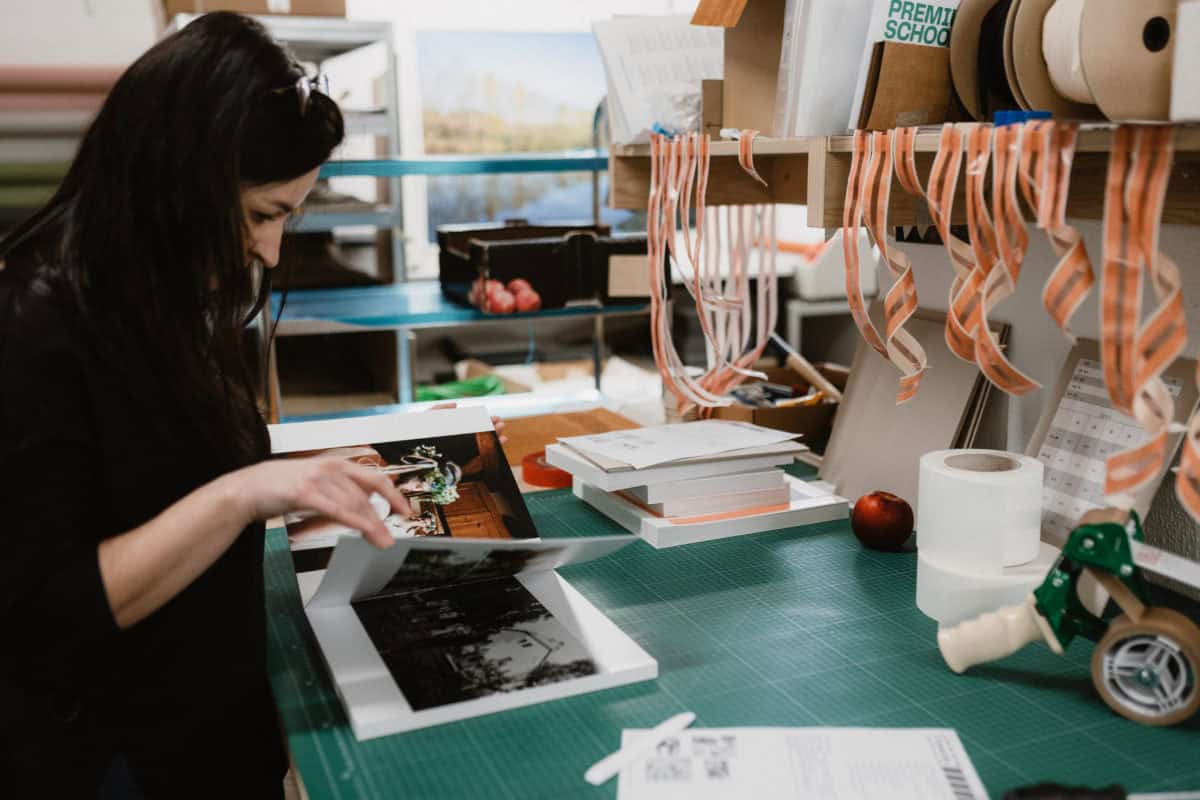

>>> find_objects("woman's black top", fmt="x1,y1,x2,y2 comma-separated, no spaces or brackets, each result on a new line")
0,263,285,796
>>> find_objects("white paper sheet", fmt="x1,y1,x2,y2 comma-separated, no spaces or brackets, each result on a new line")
560,420,800,470
616,727,988,800
775,0,874,136
592,15,722,144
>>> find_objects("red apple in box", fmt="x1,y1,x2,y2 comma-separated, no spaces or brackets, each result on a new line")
468,278,485,307
490,290,516,314
850,491,913,551
483,281,507,312
507,278,533,295
515,288,542,312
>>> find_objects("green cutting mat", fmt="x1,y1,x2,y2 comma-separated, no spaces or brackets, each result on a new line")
265,488,1200,799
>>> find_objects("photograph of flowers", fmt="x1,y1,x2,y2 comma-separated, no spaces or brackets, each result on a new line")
284,429,536,572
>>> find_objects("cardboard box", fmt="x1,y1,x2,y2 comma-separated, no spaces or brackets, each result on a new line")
692,0,787,133
164,0,345,17
858,40,954,130
711,365,848,453
456,359,532,395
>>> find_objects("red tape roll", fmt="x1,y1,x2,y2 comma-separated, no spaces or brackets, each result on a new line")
522,450,572,489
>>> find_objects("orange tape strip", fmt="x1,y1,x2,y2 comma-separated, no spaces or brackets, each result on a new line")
976,124,1040,397
1026,122,1096,345
1106,127,1183,503
923,126,979,363
843,130,889,360
521,451,572,489
1100,127,1140,415
862,130,927,404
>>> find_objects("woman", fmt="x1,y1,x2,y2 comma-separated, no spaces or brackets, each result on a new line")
0,13,414,796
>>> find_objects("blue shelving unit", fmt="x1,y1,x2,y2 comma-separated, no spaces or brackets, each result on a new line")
319,150,609,179
272,282,647,406
272,147,623,417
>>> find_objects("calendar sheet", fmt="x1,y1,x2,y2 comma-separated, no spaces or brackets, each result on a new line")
1036,357,1185,541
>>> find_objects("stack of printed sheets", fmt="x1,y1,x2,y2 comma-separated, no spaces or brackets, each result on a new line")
546,421,847,548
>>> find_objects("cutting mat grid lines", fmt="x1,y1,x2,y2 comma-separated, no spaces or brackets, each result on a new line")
266,487,1200,799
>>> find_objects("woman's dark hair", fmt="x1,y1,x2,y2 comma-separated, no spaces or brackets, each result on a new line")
0,12,343,464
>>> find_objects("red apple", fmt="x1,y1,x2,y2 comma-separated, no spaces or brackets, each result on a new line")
507,278,533,295
468,278,484,307
483,282,508,313
490,290,516,314
514,288,542,312
850,491,913,551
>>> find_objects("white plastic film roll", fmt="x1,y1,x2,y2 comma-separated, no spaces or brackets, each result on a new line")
917,542,1059,626
1042,0,1095,105
916,450,1044,572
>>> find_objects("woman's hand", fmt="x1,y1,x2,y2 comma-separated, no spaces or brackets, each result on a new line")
224,457,412,549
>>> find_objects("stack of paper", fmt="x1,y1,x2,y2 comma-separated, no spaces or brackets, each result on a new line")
546,421,847,548
592,15,723,144
773,0,874,136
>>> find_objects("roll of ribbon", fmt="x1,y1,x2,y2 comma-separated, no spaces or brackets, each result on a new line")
951,0,1024,120
1043,0,1177,120
977,0,1021,117
916,450,1044,573
1042,0,1093,104
521,450,573,489
916,542,1058,626
1012,0,1103,121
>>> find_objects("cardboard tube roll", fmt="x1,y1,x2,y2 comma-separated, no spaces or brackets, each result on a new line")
916,542,1058,625
1042,0,1094,104
916,450,1044,573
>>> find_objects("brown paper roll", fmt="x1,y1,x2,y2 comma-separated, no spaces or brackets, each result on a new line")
951,0,999,119
1080,0,1177,121
1010,0,1104,119
1004,0,1032,109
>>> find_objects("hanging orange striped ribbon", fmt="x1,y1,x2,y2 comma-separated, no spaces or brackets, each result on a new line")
1104,127,1183,504
1099,127,1142,416
738,129,768,188
1021,121,1097,344
976,123,1040,396
648,133,729,410
859,130,927,404
696,130,778,406
842,130,890,361
894,125,979,364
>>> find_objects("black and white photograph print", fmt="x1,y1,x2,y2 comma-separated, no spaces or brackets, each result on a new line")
284,429,537,571
352,574,597,711
374,545,567,597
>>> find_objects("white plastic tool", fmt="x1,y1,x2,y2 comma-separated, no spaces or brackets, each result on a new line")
584,711,696,786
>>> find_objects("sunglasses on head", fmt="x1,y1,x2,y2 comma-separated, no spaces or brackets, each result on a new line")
274,73,330,116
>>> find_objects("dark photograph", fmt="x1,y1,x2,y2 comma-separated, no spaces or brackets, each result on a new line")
373,545,567,597
353,575,597,711
284,430,536,571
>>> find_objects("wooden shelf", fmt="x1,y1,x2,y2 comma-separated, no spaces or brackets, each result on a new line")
609,127,1200,227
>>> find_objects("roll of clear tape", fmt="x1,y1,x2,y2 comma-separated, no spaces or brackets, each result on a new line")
917,450,1044,573
917,542,1060,626
1043,0,1095,105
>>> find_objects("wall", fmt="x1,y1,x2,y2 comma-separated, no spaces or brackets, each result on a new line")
0,0,161,65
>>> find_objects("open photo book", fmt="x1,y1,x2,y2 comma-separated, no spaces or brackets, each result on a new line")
305,531,657,740
268,408,657,740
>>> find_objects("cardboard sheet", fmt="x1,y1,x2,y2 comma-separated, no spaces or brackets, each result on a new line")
819,309,1006,509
